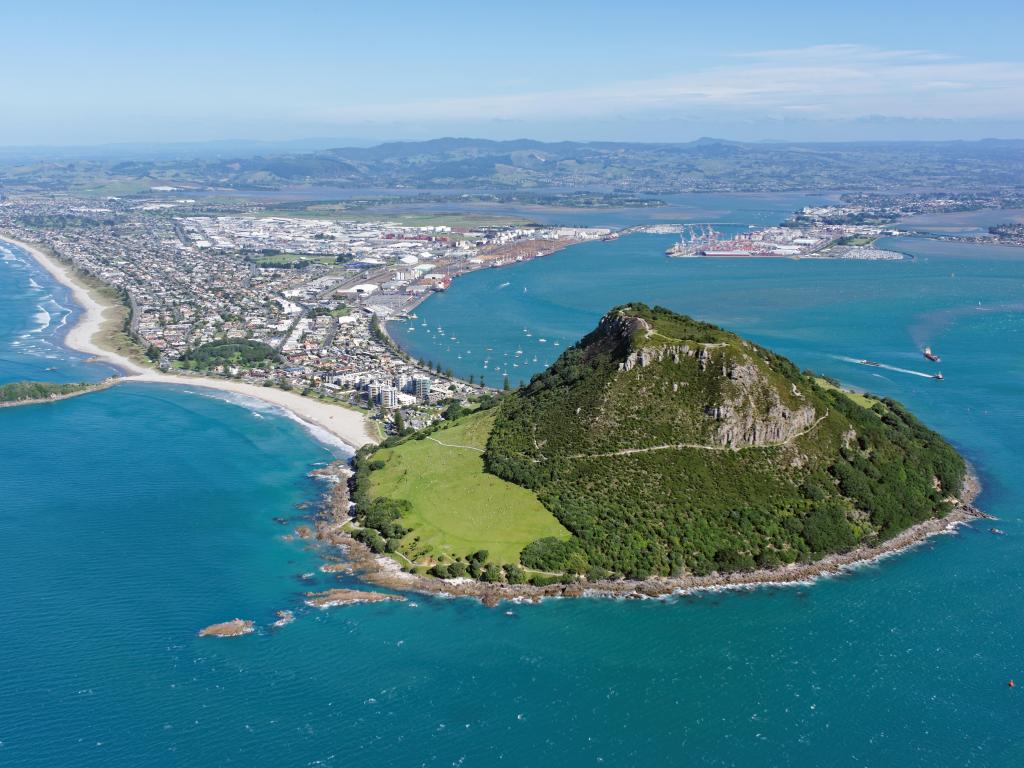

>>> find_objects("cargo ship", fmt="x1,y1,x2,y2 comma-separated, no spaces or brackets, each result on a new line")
923,346,941,363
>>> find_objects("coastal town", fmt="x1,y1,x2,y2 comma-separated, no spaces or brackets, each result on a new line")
0,193,611,434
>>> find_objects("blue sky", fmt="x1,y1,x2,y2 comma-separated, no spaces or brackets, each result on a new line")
2,0,1023,145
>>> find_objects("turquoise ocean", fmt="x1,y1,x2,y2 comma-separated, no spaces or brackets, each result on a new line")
2,211,1023,765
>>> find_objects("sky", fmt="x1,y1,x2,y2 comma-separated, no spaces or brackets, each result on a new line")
2,0,1023,147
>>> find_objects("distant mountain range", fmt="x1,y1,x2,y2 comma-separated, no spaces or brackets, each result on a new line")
3,137,1024,194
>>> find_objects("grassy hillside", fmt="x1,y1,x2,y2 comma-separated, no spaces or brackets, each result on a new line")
361,410,569,568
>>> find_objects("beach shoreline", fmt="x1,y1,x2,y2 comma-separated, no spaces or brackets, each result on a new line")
2,234,378,451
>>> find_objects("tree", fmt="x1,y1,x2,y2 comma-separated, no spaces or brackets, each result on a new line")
481,563,504,583
504,563,527,584
503,375,511,391
468,374,475,385
145,344,160,362
394,410,405,434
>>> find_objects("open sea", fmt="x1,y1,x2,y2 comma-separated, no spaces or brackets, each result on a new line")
2,212,1024,766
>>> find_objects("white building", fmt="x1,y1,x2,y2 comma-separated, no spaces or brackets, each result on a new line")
379,385,399,409
413,375,432,401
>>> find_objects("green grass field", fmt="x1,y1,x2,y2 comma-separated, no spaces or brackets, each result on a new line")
368,410,569,565
250,253,340,267
815,378,883,411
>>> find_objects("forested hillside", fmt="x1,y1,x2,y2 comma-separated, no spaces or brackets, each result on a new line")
485,305,965,578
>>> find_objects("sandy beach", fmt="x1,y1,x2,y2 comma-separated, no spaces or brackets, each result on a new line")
2,234,378,451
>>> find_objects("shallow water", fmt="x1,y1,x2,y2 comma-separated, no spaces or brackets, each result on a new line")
2,226,1024,766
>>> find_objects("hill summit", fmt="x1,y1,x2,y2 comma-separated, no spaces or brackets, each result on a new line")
484,304,966,578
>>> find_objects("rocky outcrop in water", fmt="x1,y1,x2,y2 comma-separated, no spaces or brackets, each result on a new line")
198,618,255,637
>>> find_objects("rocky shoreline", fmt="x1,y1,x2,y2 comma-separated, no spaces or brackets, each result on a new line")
309,460,987,606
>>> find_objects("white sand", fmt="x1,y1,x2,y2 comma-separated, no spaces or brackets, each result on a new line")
4,234,378,450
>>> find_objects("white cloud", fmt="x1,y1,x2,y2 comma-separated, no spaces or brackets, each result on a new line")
313,44,1024,125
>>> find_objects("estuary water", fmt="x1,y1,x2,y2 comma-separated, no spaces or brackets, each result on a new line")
2,227,1024,766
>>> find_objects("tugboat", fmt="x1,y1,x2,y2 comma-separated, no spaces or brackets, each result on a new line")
923,346,941,363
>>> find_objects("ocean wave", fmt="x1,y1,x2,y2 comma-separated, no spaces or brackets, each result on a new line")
184,388,354,456
32,306,52,333
287,415,355,456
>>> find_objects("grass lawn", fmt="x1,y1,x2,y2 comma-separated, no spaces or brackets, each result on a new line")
815,377,884,411
250,253,340,267
369,410,569,565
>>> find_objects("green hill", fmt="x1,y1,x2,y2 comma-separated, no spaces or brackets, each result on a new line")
484,304,965,579
354,304,965,583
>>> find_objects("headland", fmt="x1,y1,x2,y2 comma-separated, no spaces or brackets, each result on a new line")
327,304,987,604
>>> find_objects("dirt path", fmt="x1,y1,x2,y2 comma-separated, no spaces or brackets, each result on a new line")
565,409,829,459
426,436,484,452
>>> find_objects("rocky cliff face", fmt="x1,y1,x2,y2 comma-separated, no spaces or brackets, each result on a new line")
620,343,697,372
609,314,817,449
708,360,818,448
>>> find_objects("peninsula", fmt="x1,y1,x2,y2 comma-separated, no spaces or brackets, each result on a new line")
0,378,119,408
346,304,979,598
